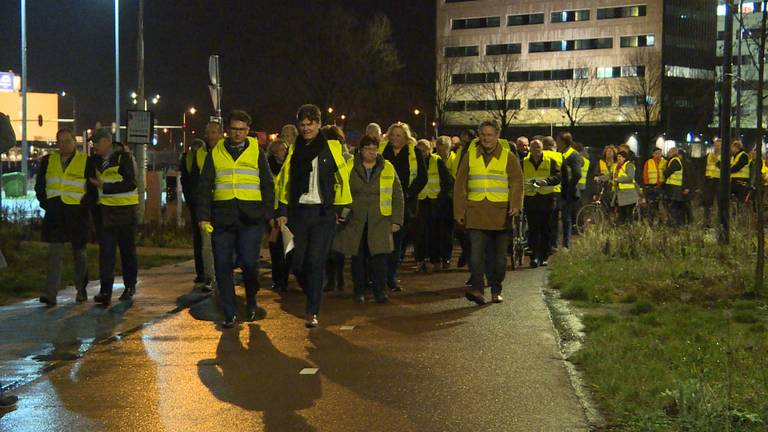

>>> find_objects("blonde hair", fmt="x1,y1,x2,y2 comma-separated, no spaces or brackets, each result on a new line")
386,122,414,143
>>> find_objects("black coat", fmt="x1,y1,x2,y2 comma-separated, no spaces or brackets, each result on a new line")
89,150,138,228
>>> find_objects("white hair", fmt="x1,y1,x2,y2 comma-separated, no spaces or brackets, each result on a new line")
365,123,382,136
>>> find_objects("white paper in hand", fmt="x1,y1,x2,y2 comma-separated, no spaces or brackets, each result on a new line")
280,225,295,257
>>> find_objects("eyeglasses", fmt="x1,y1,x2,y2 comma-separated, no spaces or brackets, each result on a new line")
230,127,249,132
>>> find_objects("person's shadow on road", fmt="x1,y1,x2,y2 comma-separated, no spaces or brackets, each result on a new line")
198,325,320,432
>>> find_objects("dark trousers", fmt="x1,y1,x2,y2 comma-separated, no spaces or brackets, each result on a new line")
617,204,636,225
289,206,337,315
351,224,388,300
212,222,263,320
99,224,137,295
268,231,290,289
415,199,440,263
643,187,662,223
387,219,410,286
189,207,205,281
525,208,552,262
325,251,345,290
468,229,508,295
732,181,750,204
560,198,575,248
669,200,688,227
550,199,561,249
702,179,719,226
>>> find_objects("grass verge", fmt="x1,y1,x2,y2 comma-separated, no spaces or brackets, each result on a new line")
550,223,768,431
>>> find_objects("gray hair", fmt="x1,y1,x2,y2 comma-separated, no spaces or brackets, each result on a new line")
436,135,451,147
365,123,382,136
478,120,500,133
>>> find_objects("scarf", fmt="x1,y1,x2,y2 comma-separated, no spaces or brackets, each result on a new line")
290,132,327,202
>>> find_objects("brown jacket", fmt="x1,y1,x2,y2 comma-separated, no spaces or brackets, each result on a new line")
454,141,524,230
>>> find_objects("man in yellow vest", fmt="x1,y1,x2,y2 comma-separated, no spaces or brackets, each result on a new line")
454,120,524,305
88,128,140,306
702,139,721,227
642,147,667,224
727,139,750,204
522,139,561,267
414,139,453,273
197,110,275,329
663,147,688,226
275,104,352,328
379,122,427,291
556,132,583,249
180,122,221,292
34,128,93,306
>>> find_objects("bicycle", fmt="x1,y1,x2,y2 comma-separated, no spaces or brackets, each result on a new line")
508,213,528,270
576,182,611,234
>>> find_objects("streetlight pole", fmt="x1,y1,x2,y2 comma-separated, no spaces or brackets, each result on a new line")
114,0,121,142
21,0,28,191
60,91,77,136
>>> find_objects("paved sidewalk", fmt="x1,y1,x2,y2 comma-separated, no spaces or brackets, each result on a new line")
0,258,588,431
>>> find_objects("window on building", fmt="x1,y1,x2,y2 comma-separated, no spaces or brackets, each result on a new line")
573,68,590,79
664,65,715,80
620,34,655,48
445,101,466,112
551,9,591,23
574,97,613,108
444,45,480,57
597,66,646,78
619,96,647,107
451,72,500,84
447,100,521,111
486,43,522,55
529,38,613,53
508,13,545,26
528,98,565,109
452,16,501,30
597,5,647,19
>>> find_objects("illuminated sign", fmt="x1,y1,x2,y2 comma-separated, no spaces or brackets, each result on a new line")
0,72,13,92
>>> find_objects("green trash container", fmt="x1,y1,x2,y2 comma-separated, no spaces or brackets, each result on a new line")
1,172,26,198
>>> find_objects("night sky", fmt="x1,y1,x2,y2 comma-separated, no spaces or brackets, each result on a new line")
0,0,436,135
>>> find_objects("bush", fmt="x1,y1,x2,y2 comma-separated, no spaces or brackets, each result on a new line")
630,301,655,315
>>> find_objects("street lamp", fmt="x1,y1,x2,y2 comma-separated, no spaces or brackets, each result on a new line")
413,108,427,138
183,106,196,150
59,90,77,135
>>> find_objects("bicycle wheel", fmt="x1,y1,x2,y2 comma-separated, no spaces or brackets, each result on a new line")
576,204,606,233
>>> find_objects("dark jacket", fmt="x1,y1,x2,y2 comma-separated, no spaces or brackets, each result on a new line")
663,157,686,202
0,112,14,154
35,152,96,246
560,147,583,201
523,155,561,212
89,150,138,228
333,154,404,256
382,141,428,219
278,132,343,218
180,148,203,208
196,138,275,227
267,155,284,177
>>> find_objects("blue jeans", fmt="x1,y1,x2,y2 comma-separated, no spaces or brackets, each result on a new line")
212,222,263,320
468,229,508,295
99,224,137,295
289,206,337,315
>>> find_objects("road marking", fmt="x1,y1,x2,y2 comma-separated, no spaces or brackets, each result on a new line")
300,368,319,375
340,325,356,331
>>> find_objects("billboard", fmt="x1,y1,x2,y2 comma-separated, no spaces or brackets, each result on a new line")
0,72,13,92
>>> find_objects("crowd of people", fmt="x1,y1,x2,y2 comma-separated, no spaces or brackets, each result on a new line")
10,103,768,332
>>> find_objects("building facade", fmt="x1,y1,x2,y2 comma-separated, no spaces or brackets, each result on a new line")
436,0,717,148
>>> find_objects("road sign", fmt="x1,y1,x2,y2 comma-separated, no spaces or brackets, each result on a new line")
0,72,13,92
126,110,153,144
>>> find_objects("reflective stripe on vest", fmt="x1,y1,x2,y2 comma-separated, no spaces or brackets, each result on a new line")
706,153,720,179
467,143,509,202
645,159,664,185
544,150,563,193
418,153,441,200
212,136,262,202
380,161,396,216
731,152,750,179
378,140,417,184
617,162,637,190
666,156,683,186
97,153,139,206
579,156,590,186
46,151,87,205
523,154,555,196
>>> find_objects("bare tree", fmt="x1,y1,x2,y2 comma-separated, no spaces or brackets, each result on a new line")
466,54,527,136
435,57,464,130
618,50,662,159
553,64,595,129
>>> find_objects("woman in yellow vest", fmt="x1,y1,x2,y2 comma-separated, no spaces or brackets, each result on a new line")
728,140,751,203
34,128,93,306
333,136,404,303
413,139,453,273
522,139,561,267
87,128,140,306
702,139,721,227
663,147,688,226
613,150,639,224
595,145,618,209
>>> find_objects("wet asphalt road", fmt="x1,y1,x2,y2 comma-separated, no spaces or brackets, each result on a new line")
0,259,587,431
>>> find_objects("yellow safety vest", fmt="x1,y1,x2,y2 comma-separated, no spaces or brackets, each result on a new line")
523,154,555,196
443,151,457,179
666,156,683,187
544,150,563,193
467,143,509,202
211,137,263,202
731,152,750,179
616,161,637,190
278,139,352,206
705,152,719,179
97,153,140,206
380,160,396,216
379,139,418,185
418,153,441,200
45,150,87,205
644,158,666,185
578,155,590,187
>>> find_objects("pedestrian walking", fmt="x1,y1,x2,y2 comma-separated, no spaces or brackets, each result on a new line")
702,139,721,227
414,139,453,273
727,140,750,205
454,120,524,305
642,147,667,224
378,122,427,291
614,150,639,224
522,139,561,267
321,124,351,292
556,132,582,248
88,128,139,306
34,128,93,306
197,110,274,328
334,136,404,303
542,136,563,250
516,136,530,161
275,104,352,328
435,136,456,269
267,138,290,292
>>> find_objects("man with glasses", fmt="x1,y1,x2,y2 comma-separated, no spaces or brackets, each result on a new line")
197,110,274,329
